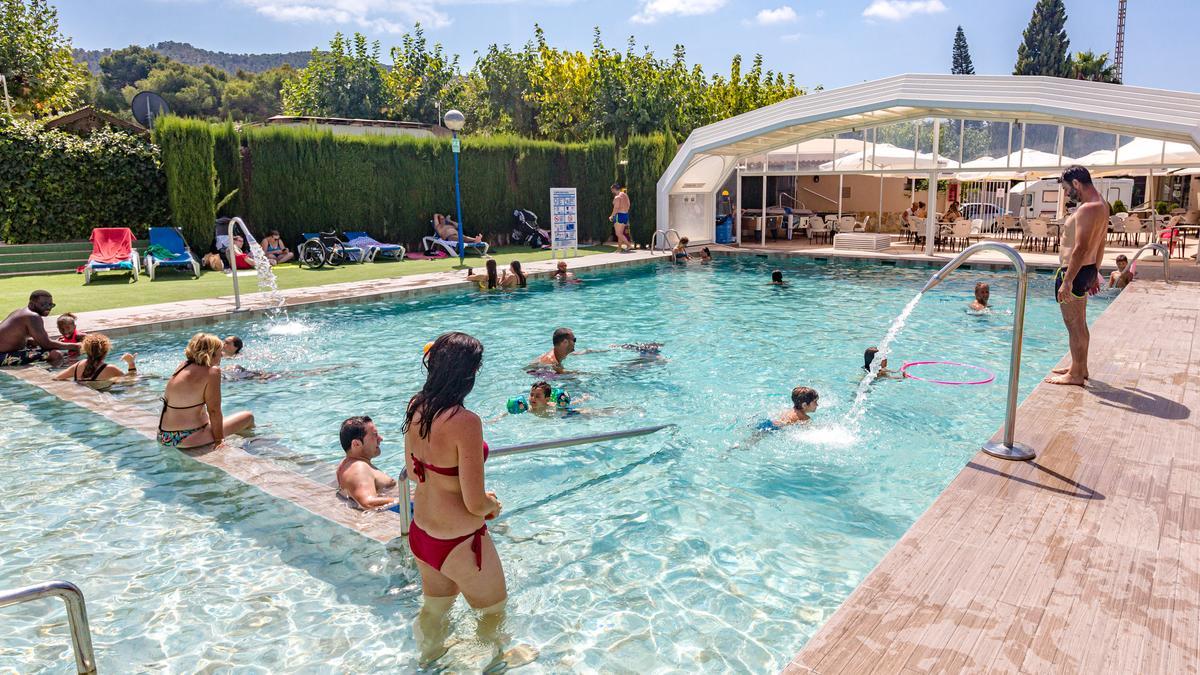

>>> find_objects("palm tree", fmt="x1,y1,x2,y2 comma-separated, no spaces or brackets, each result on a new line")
1070,50,1120,84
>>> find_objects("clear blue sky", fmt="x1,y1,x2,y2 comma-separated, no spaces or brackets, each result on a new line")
56,0,1198,93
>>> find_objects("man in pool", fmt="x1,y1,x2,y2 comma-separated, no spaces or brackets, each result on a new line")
770,270,785,285
532,327,577,374
553,261,576,281
1049,165,1107,386
336,415,398,510
0,291,80,367
222,336,243,357
968,282,990,311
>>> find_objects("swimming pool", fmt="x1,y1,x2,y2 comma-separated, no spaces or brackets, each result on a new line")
0,256,1113,672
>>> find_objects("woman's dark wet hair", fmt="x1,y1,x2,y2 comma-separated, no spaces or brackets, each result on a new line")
485,259,498,289
771,270,783,283
403,332,484,439
510,260,526,287
863,347,879,371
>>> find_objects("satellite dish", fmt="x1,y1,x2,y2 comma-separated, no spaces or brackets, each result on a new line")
131,91,169,129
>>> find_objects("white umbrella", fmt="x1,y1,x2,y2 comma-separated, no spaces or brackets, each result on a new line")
819,142,958,171
954,149,1072,181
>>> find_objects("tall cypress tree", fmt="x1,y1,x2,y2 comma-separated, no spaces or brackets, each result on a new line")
1013,0,1071,77
951,26,975,75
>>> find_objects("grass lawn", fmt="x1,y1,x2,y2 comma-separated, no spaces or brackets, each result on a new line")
0,246,616,314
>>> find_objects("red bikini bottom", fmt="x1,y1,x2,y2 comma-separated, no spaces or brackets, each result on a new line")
409,520,488,571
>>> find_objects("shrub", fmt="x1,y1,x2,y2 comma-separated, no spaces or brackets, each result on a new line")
1111,199,1126,214
1154,200,1178,215
153,116,216,250
625,134,676,245
0,117,167,243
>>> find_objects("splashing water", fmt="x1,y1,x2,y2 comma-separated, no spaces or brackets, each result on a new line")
844,292,923,425
234,225,307,333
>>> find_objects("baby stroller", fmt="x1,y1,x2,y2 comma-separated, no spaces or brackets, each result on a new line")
511,209,550,248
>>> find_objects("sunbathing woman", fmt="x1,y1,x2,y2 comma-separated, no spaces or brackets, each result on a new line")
466,259,501,290
158,333,255,449
434,214,483,244
52,334,136,390
403,332,510,666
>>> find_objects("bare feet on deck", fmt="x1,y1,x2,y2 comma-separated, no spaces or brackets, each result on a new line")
1045,373,1087,386
1050,364,1088,379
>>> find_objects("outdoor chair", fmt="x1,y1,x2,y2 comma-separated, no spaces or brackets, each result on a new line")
807,217,832,244
1123,214,1148,247
996,215,1021,240
344,231,406,261
949,219,973,251
144,226,200,280
1108,215,1128,246
83,227,139,284
1157,216,1184,258
424,222,490,257
1027,219,1053,252
839,215,859,232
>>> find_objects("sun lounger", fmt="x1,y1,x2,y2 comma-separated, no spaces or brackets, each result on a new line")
83,227,139,284
343,231,406,261
422,230,490,257
144,227,201,280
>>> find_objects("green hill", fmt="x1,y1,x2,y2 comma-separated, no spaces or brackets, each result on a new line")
74,41,312,74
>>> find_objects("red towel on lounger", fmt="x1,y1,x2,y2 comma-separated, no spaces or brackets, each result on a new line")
89,227,134,263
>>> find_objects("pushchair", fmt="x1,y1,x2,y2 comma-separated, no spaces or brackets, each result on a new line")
511,209,550,248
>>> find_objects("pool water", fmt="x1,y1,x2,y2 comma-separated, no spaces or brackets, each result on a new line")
0,256,1113,672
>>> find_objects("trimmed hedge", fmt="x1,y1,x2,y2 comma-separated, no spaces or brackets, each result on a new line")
213,120,243,218
238,126,617,248
153,116,216,250
625,134,676,244
0,117,167,244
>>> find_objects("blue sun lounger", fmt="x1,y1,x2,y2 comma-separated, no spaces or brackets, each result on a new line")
144,227,201,280
343,231,406,261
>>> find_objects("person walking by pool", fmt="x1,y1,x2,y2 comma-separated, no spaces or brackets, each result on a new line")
968,282,990,311
53,334,136,389
158,333,255,448
532,327,577,374
1108,254,1132,289
0,291,79,367
402,332,511,666
260,230,294,265
1048,165,1107,386
56,313,85,345
610,183,633,251
336,415,397,510
466,259,501,290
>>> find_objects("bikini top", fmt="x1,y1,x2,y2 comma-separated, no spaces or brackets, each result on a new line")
74,360,106,382
161,361,207,410
411,442,490,482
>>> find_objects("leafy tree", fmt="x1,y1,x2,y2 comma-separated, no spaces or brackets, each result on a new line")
525,29,597,142
952,26,975,75
99,45,165,91
383,24,458,124
0,0,88,116
281,33,391,119
1070,50,1120,84
471,41,540,136
131,61,227,119
1014,0,1070,77
222,66,296,120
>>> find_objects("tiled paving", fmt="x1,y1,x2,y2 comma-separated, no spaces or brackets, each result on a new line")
786,279,1200,673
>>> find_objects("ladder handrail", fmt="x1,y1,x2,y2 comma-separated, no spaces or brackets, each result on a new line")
0,580,96,674
651,229,682,253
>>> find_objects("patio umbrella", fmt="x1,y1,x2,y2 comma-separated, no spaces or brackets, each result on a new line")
818,142,958,171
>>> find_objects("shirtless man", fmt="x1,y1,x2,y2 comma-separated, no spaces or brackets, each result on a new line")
0,291,80,367
553,261,576,281
609,183,632,251
1048,165,1107,386
336,415,398,509
532,327,577,374
968,282,990,311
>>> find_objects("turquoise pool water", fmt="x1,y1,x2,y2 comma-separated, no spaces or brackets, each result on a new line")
0,257,1114,672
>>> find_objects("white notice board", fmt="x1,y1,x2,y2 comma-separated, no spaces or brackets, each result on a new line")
549,187,578,258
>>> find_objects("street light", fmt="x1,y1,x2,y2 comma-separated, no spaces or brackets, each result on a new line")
444,109,466,263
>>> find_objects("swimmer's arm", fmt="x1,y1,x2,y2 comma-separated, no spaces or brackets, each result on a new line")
205,367,226,445
29,319,78,352
343,467,395,509
120,353,137,376
456,415,500,518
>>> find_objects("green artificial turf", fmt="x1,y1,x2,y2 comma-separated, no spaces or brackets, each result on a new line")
0,246,614,314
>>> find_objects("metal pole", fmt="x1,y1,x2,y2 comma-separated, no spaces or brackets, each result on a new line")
488,424,675,458
452,130,464,263
0,75,11,116
735,168,742,245
228,217,242,311
0,581,96,674
398,468,411,536
760,174,767,246
924,119,941,256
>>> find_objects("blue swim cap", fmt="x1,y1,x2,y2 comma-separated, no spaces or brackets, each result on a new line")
506,397,529,415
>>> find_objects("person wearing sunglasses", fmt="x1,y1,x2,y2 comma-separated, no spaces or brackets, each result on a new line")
0,290,80,367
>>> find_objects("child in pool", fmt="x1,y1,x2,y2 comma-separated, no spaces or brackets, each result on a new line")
760,386,819,430
863,347,902,380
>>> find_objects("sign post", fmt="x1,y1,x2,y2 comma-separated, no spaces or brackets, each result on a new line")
549,187,578,259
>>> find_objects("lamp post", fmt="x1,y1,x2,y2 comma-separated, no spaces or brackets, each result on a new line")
444,109,466,264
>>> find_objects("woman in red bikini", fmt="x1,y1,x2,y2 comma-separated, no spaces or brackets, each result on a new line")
403,331,506,663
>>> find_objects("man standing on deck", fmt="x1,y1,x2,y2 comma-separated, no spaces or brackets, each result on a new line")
1047,165,1106,386
0,291,80,367
610,183,633,251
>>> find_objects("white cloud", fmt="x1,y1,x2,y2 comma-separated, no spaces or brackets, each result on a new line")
630,0,726,24
239,0,452,31
780,31,806,42
861,0,946,21
754,6,797,25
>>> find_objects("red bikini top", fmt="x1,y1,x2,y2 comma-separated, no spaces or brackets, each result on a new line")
411,442,489,482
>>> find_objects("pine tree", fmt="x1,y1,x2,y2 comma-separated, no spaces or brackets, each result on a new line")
1013,0,1071,77
951,26,975,75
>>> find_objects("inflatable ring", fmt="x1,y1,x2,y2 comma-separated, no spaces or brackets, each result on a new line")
900,360,995,386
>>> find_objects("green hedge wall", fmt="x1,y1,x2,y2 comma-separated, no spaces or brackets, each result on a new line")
239,126,617,248
625,134,676,245
0,117,167,244
153,116,216,251
212,121,243,218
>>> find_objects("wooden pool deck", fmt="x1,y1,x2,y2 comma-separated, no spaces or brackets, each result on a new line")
787,278,1200,673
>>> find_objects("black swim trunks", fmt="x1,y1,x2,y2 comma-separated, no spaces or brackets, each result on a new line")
1053,264,1099,301
0,347,46,367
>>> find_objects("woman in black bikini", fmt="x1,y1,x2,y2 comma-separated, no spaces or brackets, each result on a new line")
158,333,255,448
53,333,136,389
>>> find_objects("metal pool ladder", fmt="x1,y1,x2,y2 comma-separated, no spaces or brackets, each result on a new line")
921,242,1036,461
651,229,681,254
0,580,97,674
1128,242,1170,282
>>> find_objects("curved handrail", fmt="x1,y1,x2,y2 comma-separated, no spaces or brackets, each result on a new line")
651,228,682,253
226,216,253,311
1128,242,1170,282
0,581,96,674
921,242,1034,461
